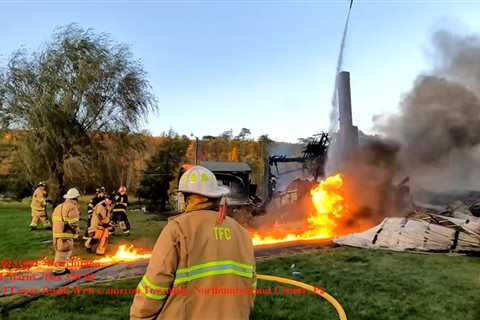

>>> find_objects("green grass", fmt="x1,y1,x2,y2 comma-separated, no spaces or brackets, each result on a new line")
1,201,480,319
252,248,480,320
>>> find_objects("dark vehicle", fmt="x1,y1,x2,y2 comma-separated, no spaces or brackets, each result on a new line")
178,161,261,216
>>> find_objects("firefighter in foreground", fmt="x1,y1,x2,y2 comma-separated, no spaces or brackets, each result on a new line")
30,182,51,230
85,193,114,255
52,188,81,275
130,166,256,320
83,187,106,240
112,185,130,234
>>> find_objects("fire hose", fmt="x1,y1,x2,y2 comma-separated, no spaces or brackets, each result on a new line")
257,274,347,320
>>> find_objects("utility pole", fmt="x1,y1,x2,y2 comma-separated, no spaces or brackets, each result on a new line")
191,134,200,165
195,136,199,165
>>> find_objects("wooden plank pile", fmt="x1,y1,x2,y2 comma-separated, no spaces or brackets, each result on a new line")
334,201,480,254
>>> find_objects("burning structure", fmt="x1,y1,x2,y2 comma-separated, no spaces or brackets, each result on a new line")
250,70,374,246
252,173,348,245
250,60,479,251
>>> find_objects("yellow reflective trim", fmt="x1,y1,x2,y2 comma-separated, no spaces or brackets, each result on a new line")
189,173,197,183
177,260,253,273
137,281,146,293
137,281,167,300
142,275,169,291
174,269,252,285
53,232,74,238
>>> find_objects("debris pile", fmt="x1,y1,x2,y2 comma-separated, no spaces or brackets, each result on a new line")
334,199,480,253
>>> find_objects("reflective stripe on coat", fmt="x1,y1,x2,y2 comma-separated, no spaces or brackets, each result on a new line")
130,210,256,320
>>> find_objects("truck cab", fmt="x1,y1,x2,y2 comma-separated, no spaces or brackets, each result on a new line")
177,161,258,214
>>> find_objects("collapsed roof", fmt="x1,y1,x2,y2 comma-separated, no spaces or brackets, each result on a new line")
334,206,480,253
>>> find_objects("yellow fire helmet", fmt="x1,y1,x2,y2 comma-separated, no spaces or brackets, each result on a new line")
178,166,229,198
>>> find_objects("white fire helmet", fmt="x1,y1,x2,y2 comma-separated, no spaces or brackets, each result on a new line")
178,166,229,198
63,188,81,199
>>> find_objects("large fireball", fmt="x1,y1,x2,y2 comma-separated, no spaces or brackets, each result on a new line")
252,174,347,246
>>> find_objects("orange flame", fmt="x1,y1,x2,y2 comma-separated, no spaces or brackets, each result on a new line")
0,245,151,275
0,257,59,275
94,244,151,264
252,174,347,246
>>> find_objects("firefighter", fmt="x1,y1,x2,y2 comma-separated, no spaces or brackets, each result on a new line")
112,185,130,234
83,187,106,240
85,193,114,255
130,166,256,320
51,188,81,275
30,182,51,230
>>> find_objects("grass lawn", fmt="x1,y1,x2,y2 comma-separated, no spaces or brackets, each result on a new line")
1,201,480,319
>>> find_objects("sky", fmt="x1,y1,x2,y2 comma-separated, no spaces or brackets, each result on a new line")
1,0,480,142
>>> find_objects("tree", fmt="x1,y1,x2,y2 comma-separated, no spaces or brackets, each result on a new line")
137,136,191,211
236,128,251,140
88,132,147,192
0,130,31,199
0,24,156,202
258,134,273,145
219,129,233,140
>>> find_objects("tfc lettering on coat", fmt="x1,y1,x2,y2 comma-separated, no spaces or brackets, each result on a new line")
213,227,232,240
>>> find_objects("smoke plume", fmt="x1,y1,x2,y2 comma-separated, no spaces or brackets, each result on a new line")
337,137,403,226
376,30,480,191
